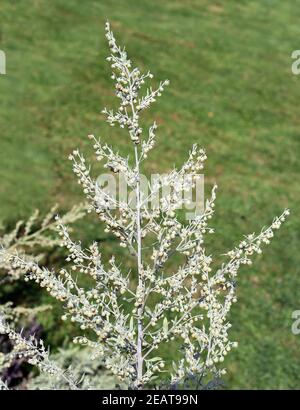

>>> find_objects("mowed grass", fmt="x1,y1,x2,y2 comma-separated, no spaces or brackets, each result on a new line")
0,0,300,389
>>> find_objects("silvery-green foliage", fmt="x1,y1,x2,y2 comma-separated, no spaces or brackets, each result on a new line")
0,314,79,390
27,347,116,390
0,205,86,388
0,203,86,284
0,22,289,389
0,303,50,386
0,302,51,328
0,303,113,390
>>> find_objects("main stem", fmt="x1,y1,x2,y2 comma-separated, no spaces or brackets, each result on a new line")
135,145,144,388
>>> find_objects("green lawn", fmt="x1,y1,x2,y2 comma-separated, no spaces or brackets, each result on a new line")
0,0,300,389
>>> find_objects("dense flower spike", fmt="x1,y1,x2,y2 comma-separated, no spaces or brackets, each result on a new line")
0,22,289,390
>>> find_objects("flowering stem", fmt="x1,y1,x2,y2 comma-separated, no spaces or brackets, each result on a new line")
135,145,144,389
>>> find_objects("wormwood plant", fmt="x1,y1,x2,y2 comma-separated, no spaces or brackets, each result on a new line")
0,204,86,389
0,23,289,390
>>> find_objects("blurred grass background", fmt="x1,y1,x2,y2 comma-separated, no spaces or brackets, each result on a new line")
0,0,299,389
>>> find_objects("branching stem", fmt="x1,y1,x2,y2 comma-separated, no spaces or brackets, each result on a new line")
135,145,144,389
